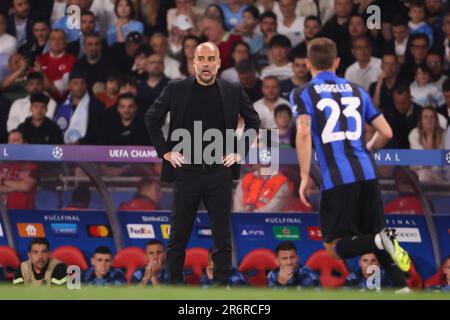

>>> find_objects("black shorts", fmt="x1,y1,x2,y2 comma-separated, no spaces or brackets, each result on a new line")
319,179,386,243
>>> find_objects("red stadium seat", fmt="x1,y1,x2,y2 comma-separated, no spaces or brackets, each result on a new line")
425,268,445,288
51,246,88,270
238,249,277,286
0,246,20,280
183,247,209,285
112,247,147,283
406,262,423,289
305,250,349,288
384,196,424,215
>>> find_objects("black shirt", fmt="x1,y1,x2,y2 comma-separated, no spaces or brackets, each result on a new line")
289,41,307,61
383,103,421,149
369,77,408,113
136,77,170,114
280,78,298,100
319,16,351,76
18,117,64,145
107,43,135,76
0,95,11,143
97,109,151,146
72,56,109,91
244,79,263,103
182,80,226,163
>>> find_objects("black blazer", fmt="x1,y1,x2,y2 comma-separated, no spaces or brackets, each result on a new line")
6,14,33,44
145,77,261,183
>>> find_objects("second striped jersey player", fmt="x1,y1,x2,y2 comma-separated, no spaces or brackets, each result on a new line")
292,37,412,293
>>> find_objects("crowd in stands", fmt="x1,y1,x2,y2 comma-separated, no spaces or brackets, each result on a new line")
2,0,450,213
2,237,448,291
0,0,449,156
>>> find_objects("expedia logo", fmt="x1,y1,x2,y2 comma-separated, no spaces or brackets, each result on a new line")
51,223,77,236
395,228,422,243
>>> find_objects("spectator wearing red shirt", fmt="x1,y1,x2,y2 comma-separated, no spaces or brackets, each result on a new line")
35,29,76,101
119,178,161,211
0,130,40,209
202,14,242,70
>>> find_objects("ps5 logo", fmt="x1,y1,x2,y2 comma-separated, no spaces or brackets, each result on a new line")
66,5,81,30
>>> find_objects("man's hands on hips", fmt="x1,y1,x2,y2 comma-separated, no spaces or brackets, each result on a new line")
163,151,185,168
163,152,242,167
222,153,242,167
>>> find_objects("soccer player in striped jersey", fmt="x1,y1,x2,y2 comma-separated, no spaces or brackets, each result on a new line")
292,37,411,292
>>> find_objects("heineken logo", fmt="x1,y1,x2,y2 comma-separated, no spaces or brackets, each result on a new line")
272,226,300,240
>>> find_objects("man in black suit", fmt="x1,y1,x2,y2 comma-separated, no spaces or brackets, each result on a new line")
6,0,33,47
145,42,261,285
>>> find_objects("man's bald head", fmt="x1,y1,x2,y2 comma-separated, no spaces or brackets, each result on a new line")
194,42,220,59
193,42,221,86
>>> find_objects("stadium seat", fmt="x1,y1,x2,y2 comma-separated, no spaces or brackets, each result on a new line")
425,268,445,288
238,249,277,286
406,262,423,289
0,246,20,280
51,246,88,270
183,247,209,285
112,247,147,283
384,195,424,215
305,249,349,288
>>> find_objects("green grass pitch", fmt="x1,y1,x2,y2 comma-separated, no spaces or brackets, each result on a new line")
0,285,448,300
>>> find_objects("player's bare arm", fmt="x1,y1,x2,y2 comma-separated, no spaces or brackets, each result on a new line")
366,115,393,152
296,114,312,207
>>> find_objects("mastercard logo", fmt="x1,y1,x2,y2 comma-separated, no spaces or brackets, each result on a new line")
87,225,112,238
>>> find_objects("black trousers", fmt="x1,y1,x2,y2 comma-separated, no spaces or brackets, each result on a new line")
167,164,233,284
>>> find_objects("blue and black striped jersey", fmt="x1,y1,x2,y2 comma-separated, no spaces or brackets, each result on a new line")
290,71,381,190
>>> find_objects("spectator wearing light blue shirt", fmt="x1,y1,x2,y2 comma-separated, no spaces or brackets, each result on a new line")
53,18,100,45
107,0,143,47
220,0,247,31
408,1,434,48
52,0,96,44
237,5,263,55
0,52,9,81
